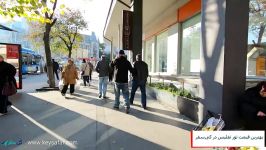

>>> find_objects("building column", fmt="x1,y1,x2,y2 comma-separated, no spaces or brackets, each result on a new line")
199,0,249,129
132,0,143,61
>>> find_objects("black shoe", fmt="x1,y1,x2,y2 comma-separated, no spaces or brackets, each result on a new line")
126,107,130,114
0,112,7,116
142,105,147,110
130,101,133,105
103,96,107,99
7,101,12,106
99,94,102,98
113,106,119,110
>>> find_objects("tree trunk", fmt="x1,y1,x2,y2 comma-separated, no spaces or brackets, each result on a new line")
68,45,73,58
68,50,72,58
257,24,265,45
44,24,56,88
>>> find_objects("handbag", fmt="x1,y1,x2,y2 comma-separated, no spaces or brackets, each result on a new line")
81,64,87,76
2,78,17,96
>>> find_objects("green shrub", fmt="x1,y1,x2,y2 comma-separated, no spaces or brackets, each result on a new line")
148,82,198,100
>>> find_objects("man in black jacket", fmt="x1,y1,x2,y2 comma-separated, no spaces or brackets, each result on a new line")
110,50,133,113
52,59,59,80
130,54,149,109
0,55,16,115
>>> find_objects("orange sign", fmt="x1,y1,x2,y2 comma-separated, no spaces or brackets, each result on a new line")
256,56,266,76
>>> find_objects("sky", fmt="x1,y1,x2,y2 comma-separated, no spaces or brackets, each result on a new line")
60,0,112,42
0,0,112,42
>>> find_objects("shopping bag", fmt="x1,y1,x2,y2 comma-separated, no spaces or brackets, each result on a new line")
2,81,17,96
58,80,64,90
75,80,81,90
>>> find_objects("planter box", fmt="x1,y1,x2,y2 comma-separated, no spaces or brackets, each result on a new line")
176,96,199,123
147,86,199,123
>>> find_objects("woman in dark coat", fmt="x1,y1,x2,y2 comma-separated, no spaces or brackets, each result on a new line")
0,55,16,115
239,81,266,130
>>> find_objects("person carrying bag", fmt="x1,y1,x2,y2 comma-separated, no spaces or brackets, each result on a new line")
2,76,17,96
80,59,91,86
61,59,79,96
0,55,16,116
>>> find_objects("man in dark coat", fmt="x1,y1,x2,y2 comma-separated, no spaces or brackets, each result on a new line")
52,59,60,80
96,55,109,98
0,55,16,115
239,81,266,130
130,54,149,109
110,50,133,113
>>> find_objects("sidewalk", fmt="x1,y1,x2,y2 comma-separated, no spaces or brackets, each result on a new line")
0,73,203,150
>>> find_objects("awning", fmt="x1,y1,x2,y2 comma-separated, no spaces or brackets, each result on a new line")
0,24,17,32
103,0,183,48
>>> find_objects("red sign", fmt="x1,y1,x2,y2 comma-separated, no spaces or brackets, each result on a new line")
122,10,133,50
6,45,19,59
78,57,97,61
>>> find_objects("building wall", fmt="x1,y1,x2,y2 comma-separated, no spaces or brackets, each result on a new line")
143,0,188,40
142,0,203,98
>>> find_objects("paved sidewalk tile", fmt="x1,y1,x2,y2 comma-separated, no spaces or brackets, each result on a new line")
0,73,207,150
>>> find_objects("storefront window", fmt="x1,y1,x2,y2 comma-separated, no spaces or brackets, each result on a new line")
156,31,168,72
144,38,154,72
181,14,201,75
247,0,266,77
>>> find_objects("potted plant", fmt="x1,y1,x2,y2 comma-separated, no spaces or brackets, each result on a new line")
147,82,200,123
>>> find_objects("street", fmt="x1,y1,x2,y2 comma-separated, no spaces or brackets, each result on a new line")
0,73,199,150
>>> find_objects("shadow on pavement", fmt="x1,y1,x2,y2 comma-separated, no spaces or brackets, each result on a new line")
73,90,196,131
132,103,183,119
0,92,168,150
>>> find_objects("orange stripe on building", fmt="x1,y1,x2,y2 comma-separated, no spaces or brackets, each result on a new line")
177,0,201,22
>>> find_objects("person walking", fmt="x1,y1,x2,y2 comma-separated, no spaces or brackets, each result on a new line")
95,55,109,99
0,55,16,115
110,50,133,114
88,59,93,82
52,59,60,80
129,54,149,109
61,59,79,96
80,59,91,86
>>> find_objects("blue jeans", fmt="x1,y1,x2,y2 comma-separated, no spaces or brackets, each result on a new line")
114,83,130,108
130,80,147,107
98,76,108,96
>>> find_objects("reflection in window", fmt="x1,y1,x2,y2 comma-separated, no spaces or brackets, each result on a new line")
181,14,201,75
156,31,168,72
247,0,266,76
145,38,154,72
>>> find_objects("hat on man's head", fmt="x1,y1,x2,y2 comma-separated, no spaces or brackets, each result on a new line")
119,50,125,55
101,55,106,59
136,54,142,60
